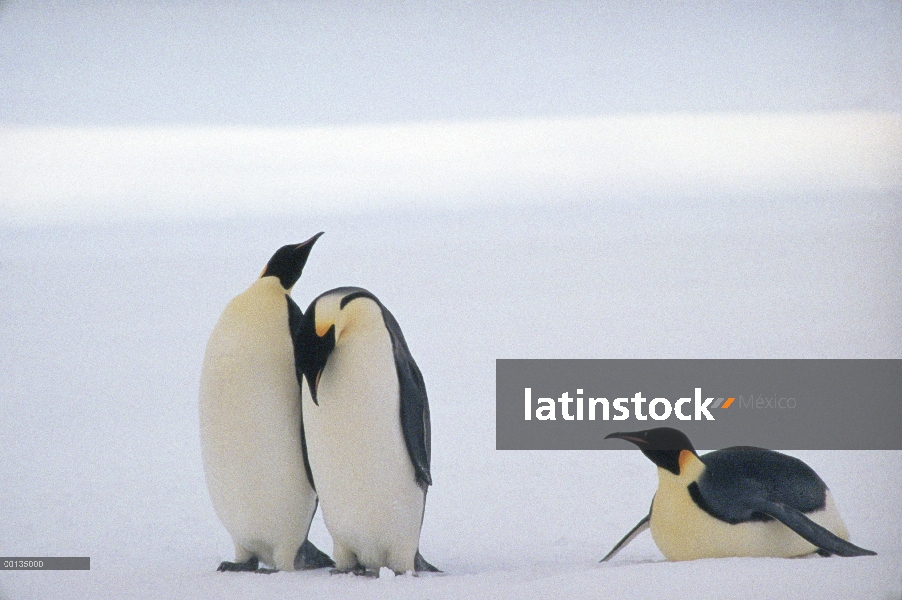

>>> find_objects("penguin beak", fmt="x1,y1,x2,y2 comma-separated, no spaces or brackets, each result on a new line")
309,370,322,406
288,231,325,275
605,431,649,448
298,231,324,251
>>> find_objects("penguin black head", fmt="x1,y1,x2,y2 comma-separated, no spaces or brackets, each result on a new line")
606,427,698,476
295,287,381,406
296,296,335,406
260,231,324,290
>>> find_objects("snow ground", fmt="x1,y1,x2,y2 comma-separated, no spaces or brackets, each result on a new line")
0,193,900,599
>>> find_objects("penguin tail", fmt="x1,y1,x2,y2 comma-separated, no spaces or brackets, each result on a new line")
295,539,336,570
758,501,877,558
414,550,441,573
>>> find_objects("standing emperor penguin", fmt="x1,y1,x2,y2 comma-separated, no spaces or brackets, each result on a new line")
199,232,334,573
296,287,439,575
601,427,876,562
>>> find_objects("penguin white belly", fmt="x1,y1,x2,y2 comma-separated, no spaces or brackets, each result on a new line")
303,325,424,573
199,284,316,571
650,473,851,561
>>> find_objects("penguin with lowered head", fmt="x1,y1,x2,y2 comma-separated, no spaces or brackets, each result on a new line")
295,286,439,575
602,427,876,562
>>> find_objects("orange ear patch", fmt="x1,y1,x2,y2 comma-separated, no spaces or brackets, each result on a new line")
316,321,332,337
678,449,694,472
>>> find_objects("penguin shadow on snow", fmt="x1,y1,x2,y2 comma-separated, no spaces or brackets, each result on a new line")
600,427,876,563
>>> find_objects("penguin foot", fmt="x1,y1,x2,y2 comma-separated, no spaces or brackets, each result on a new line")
217,557,260,572
217,557,279,573
414,550,441,573
330,564,369,576
294,539,336,570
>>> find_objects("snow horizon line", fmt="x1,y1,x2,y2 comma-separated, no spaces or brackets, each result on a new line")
2,110,899,226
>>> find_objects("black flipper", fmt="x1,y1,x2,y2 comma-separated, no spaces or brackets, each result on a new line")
600,512,651,562
287,294,316,492
378,303,432,490
690,447,876,557
756,500,877,557
335,289,432,489
294,538,336,569
414,550,441,573
694,447,828,524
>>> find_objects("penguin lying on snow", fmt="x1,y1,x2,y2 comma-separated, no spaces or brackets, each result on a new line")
199,233,334,572
296,287,439,575
602,427,876,562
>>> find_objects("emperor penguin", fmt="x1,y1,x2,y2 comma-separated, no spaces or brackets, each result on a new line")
295,287,439,575
199,232,334,573
601,427,876,562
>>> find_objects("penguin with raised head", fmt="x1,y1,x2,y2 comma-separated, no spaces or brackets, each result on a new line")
601,427,876,562
295,286,439,575
199,232,334,573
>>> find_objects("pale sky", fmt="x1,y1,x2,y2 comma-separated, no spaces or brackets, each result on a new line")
1,1,900,126
1,2,899,225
